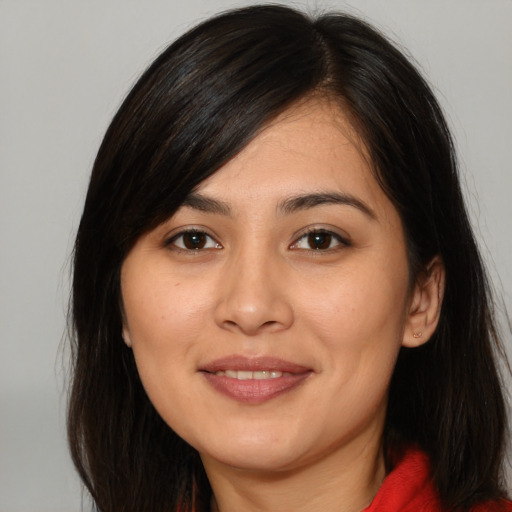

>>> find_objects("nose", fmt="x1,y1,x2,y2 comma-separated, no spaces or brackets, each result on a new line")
214,249,294,336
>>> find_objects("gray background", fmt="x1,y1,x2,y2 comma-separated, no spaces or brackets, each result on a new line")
1,1,511,510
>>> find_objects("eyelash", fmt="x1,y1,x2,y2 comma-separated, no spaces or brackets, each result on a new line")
165,228,350,253
291,228,351,252
166,229,222,251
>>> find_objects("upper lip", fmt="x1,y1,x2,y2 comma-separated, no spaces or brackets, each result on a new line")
200,355,312,374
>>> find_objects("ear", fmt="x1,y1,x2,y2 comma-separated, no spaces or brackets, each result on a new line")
119,298,132,348
402,256,445,348
122,325,132,348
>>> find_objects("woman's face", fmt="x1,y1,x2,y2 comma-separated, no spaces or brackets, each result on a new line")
121,100,424,474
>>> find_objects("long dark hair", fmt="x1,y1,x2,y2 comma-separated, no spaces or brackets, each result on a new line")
68,5,510,511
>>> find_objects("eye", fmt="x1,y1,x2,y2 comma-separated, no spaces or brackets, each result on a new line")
291,229,349,251
169,230,221,251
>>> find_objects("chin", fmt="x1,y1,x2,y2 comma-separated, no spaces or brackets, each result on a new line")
196,428,306,472
202,447,302,473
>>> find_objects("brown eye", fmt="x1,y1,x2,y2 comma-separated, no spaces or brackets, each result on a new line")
171,230,221,251
183,232,207,250
291,229,349,251
307,232,332,250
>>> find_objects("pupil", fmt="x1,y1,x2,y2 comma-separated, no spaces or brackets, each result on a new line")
308,232,331,250
184,232,206,250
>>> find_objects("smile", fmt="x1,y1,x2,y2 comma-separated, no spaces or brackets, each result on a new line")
201,356,312,404
213,370,293,380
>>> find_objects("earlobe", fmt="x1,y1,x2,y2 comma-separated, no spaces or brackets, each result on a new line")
120,298,132,347
122,327,132,348
402,256,445,348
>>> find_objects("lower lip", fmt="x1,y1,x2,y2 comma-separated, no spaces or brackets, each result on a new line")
202,372,312,404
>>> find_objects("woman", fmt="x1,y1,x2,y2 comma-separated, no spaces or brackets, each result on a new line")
68,5,511,512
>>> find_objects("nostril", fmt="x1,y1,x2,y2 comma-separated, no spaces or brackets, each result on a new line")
222,318,287,335
214,287,295,335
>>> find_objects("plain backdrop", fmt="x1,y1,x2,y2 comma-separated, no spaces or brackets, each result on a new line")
1,1,511,510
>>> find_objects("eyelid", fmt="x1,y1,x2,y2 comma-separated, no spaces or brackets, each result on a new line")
162,225,350,252
289,226,351,251
164,227,222,251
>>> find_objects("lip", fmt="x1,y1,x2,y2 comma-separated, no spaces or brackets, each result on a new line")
201,355,311,374
200,355,313,404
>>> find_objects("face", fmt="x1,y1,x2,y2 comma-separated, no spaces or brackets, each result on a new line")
121,100,421,475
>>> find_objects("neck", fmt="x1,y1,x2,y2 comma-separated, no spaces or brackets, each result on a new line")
203,435,385,512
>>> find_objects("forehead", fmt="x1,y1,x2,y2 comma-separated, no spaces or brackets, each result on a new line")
194,99,395,222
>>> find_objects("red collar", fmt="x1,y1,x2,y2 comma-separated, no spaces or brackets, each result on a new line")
364,448,441,511
364,448,512,512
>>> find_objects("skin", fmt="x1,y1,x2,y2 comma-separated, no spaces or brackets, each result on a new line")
121,99,444,512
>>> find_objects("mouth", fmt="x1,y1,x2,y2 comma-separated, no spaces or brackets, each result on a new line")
200,356,313,404
211,370,294,379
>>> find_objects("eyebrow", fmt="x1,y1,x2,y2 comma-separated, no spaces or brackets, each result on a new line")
278,192,377,220
181,191,376,220
181,193,232,216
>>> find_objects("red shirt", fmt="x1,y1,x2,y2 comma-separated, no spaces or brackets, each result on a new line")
186,448,510,512
364,448,512,512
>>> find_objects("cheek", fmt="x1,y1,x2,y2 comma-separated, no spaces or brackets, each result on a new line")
297,254,409,383
121,266,214,405
301,261,408,339
294,265,407,440
123,290,207,440
123,264,212,346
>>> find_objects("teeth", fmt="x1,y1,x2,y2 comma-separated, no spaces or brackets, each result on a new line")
254,371,270,380
214,370,291,380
